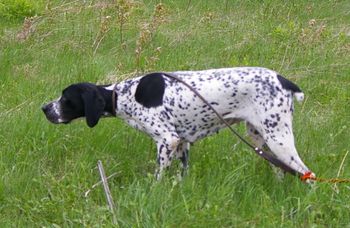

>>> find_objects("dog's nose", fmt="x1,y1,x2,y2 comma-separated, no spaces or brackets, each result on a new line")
42,104,49,113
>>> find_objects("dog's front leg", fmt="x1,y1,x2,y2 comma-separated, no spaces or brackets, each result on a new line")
155,135,180,180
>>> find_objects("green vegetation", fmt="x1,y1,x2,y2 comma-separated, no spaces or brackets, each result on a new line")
0,0,44,20
0,0,349,226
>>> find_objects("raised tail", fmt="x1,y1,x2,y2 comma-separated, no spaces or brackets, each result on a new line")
277,75,304,102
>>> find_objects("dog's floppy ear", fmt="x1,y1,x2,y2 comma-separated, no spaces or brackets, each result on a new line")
82,90,105,128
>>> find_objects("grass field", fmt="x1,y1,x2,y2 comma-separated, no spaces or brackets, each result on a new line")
1,0,350,226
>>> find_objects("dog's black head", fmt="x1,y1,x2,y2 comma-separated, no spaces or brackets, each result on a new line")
42,83,111,128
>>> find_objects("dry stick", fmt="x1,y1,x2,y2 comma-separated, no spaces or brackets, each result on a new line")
84,172,120,198
93,28,111,56
332,150,349,196
336,150,349,177
300,95,309,114
50,0,80,11
186,0,192,11
97,160,117,224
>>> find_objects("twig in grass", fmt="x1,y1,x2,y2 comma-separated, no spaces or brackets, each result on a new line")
116,0,135,47
300,95,308,114
93,16,112,56
97,160,117,224
135,3,167,70
336,150,348,178
97,70,139,85
225,0,229,11
186,0,192,11
278,44,289,72
332,150,349,195
49,0,81,11
16,16,42,42
1,100,34,118
84,171,121,198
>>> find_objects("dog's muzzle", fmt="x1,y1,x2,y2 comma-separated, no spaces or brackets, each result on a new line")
42,102,64,124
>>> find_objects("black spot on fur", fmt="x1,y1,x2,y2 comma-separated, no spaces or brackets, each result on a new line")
277,75,302,93
135,73,165,108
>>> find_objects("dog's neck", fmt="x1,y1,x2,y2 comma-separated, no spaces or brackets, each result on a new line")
97,85,116,116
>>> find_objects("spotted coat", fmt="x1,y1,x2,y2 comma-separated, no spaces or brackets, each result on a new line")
42,67,312,180
108,67,310,178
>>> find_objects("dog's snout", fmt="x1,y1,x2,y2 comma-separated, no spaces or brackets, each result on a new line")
42,103,54,114
42,102,62,124
42,104,49,113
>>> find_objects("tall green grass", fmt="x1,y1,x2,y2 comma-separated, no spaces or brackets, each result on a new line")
1,0,349,226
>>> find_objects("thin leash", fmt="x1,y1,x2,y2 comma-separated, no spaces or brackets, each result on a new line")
301,172,350,183
111,83,118,117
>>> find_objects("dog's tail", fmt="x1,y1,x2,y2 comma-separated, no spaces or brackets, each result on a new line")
293,92,304,102
277,75,304,102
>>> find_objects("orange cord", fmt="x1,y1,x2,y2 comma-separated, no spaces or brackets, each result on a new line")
301,171,350,183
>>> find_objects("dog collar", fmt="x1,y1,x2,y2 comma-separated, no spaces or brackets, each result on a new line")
111,83,118,116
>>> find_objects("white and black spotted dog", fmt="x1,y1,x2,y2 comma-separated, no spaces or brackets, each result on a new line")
42,67,314,179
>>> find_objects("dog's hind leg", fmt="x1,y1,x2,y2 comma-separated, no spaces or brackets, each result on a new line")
248,113,311,176
246,122,285,180
246,122,265,148
175,141,190,177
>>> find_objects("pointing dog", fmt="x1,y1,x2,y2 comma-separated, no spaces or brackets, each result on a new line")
42,67,314,180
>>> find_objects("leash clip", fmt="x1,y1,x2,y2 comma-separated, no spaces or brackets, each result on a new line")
300,171,316,182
